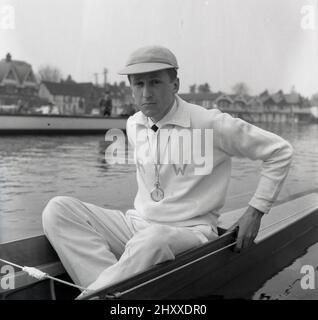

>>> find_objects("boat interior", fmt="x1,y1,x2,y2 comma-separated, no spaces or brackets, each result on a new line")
0,192,317,300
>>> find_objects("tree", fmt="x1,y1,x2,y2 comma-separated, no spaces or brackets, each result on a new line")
232,82,249,96
38,65,63,82
64,74,75,83
189,84,196,93
311,93,318,105
197,83,211,93
119,81,126,88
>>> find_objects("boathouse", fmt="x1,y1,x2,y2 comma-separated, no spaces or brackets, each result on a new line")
0,53,40,112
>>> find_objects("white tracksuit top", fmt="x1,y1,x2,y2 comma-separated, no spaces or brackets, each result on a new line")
126,95,293,229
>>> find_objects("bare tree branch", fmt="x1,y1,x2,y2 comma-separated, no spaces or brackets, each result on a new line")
37,65,63,82
232,82,249,96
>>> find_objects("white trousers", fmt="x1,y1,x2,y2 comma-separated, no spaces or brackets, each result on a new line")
42,196,218,291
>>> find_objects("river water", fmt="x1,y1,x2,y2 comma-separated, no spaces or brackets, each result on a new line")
0,123,317,299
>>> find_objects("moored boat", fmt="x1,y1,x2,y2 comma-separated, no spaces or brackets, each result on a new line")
1,192,317,300
0,114,128,134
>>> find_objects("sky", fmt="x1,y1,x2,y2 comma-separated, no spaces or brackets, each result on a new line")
1,0,317,97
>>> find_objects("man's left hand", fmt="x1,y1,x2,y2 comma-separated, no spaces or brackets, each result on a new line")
228,205,264,252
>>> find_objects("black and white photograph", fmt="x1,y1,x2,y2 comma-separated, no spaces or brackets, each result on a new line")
0,0,318,308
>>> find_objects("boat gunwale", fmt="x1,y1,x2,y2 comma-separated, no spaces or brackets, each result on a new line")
0,113,129,120
1,192,318,300
81,193,318,300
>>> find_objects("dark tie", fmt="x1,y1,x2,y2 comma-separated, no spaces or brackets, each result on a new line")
151,124,159,132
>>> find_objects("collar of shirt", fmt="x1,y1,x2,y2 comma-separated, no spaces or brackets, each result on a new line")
133,95,191,130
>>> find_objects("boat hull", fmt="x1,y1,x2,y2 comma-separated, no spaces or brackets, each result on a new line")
1,192,317,300
0,114,127,133
82,193,318,300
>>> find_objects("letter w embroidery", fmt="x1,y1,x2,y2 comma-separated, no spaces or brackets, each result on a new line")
172,164,187,175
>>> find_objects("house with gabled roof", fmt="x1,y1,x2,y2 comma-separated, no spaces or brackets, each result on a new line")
0,53,39,110
272,90,287,111
232,94,250,110
260,93,277,112
285,92,301,105
39,80,98,115
247,96,263,110
214,93,234,110
39,79,135,115
259,90,270,100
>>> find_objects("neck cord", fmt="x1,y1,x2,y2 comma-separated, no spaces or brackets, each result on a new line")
146,123,172,201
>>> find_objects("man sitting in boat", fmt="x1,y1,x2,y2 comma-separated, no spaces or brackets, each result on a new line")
42,46,293,295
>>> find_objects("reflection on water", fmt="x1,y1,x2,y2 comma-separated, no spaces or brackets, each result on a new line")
0,134,137,242
253,242,318,300
0,123,317,299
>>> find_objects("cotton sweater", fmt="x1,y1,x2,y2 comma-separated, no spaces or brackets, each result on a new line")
126,95,293,230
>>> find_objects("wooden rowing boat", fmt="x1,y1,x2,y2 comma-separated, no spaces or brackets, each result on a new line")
0,114,127,134
1,192,318,300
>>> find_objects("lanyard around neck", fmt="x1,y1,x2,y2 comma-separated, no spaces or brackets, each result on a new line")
146,126,171,181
